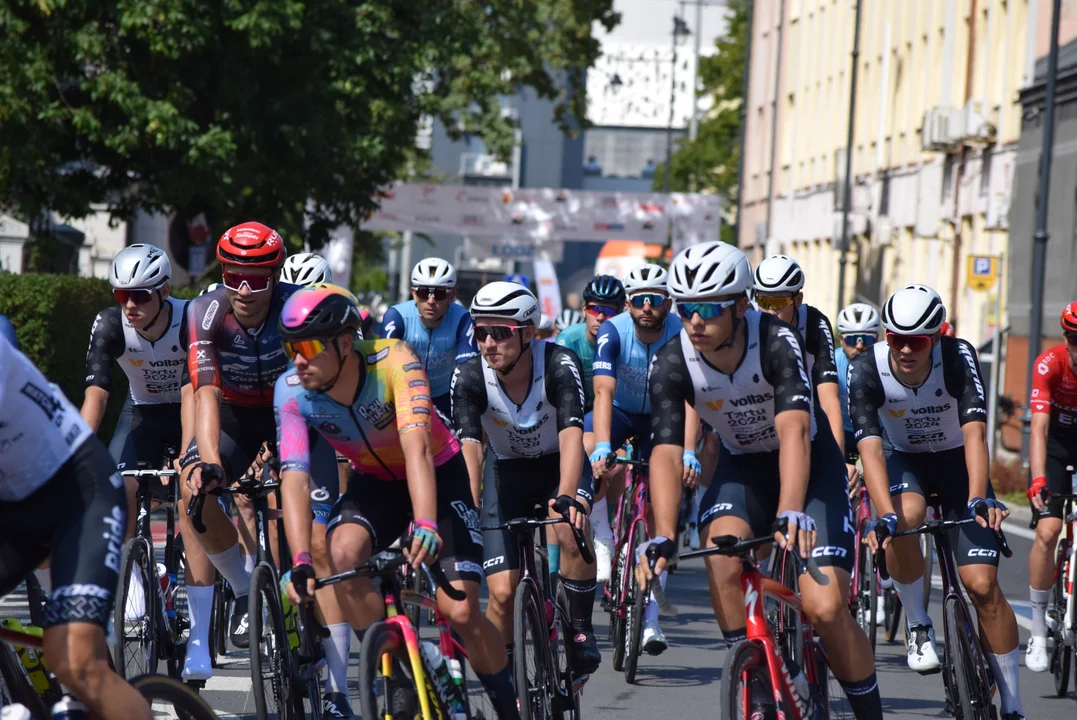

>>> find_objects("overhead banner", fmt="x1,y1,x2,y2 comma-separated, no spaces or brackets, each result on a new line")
463,235,564,263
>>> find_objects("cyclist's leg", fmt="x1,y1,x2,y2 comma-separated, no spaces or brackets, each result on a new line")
176,439,217,678
1028,437,1068,641
883,452,930,615
109,395,140,540
481,457,522,645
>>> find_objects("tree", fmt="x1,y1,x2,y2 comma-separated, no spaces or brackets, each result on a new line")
0,0,618,250
654,0,749,245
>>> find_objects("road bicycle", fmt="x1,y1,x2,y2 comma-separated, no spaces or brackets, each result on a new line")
875,500,1011,720
483,505,594,719
848,477,878,653
0,621,218,719
1030,485,1077,698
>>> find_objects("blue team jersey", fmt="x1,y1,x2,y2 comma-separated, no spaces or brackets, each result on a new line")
593,312,683,415
381,300,478,398
0,313,16,350
834,347,853,432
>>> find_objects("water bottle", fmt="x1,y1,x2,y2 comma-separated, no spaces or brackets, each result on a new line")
50,697,88,720
278,570,300,650
0,704,32,720
544,598,557,642
420,641,465,718
1,619,51,696
446,656,467,720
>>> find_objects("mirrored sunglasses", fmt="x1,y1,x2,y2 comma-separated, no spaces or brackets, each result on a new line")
222,271,273,293
414,286,450,301
585,304,619,318
754,294,795,311
885,332,932,352
842,333,877,347
675,300,738,321
113,288,159,305
475,325,525,343
628,292,667,308
282,338,329,361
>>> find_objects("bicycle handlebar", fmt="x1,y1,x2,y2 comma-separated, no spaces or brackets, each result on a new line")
679,528,830,587
874,507,1012,582
481,510,595,565
185,464,280,533
310,538,466,602
1030,488,1077,529
611,456,648,469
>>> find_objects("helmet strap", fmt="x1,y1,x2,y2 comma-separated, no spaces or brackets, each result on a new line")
716,316,741,351
316,339,348,394
139,289,167,337
498,330,531,377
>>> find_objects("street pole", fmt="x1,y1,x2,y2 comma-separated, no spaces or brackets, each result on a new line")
688,0,705,191
733,0,754,246
835,0,863,320
1022,0,1063,466
398,230,413,303
763,0,785,253
987,254,1004,455
664,7,683,196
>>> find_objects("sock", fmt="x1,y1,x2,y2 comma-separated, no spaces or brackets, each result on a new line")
476,665,521,720
207,543,251,598
893,577,930,629
591,499,613,542
838,672,883,720
32,568,51,594
125,567,146,618
987,649,1022,716
562,576,597,633
185,585,214,667
644,572,667,624
322,623,351,695
1030,586,1051,639
721,626,747,647
243,553,256,575
548,543,561,576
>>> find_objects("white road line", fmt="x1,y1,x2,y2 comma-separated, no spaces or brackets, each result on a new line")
930,575,1034,631
201,674,254,692
1001,519,1036,541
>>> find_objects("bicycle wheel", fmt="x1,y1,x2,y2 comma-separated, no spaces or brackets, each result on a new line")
460,651,497,720
114,536,159,678
946,596,994,720
1050,544,1071,697
921,525,934,611
0,642,50,719
358,620,422,720
552,579,581,719
130,673,219,720
883,588,902,643
854,543,878,654
250,564,297,719
210,574,229,665
514,582,555,720
623,524,646,684
609,540,628,673
166,535,189,678
720,640,781,720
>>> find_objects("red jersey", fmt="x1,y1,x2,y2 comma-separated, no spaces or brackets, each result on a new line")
1030,345,1077,435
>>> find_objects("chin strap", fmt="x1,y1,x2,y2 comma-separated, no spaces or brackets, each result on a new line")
316,342,347,393
497,330,531,377
715,316,741,351
143,289,166,331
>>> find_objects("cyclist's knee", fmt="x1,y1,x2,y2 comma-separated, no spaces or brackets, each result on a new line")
486,573,515,612
327,526,371,572
43,625,110,701
960,568,1000,607
554,526,582,559
440,584,481,628
1034,520,1062,549
803,589,846,629
704,553,741,587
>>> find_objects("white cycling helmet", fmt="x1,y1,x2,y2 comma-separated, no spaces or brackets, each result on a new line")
199,283,222,296
668,241,753,299
538,313,553,332
881,284,946,335
110,244,171,290
470,281,540,324
281,252,333,286
623,264,669,294
411,258,457,288
836,303,881,334
753,255,805,293
555,309,583,331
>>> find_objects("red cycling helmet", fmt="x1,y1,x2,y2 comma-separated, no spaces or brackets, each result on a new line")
216,221,286,268
1061,301,1077,334
939,321,955,337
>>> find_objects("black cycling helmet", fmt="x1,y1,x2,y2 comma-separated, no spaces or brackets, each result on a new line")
279,284,365,341
583,274,626,307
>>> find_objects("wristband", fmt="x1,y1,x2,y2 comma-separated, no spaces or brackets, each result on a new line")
1028,476,1048,501
292,551,312,567
413,518,438,532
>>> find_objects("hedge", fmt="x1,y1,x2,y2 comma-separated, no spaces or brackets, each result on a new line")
0,274,130,444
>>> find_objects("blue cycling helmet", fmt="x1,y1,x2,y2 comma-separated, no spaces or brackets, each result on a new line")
583,274,626,307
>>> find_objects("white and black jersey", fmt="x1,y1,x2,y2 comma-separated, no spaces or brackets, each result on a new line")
85,298,188,404
451,341,586,460
847,337,988,453
648,311,816,455
796,304,839,387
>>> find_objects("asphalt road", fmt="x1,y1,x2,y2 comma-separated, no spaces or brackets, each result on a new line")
2,511,1074,719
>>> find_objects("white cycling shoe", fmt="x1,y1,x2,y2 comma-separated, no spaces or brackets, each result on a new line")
1025,636,1049,673
906,624,941,674
182,645,212,681
595,537,614,584
641,619,668,656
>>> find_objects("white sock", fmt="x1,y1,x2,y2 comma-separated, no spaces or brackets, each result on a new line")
591,499,613,542
32,569,51,594
1030,586,1051,639
243,553,256,575
322,623,352,695
185,585,214,665
207,544,251,597
893,577,930,629
645,572,667,624
125,568,146,618
987,648,1022,716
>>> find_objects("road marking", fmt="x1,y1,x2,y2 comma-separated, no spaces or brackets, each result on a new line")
1000,519,1036,541
930,575,1034,631
201,674,254,692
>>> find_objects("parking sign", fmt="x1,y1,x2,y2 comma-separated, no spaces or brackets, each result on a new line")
967,255,998,292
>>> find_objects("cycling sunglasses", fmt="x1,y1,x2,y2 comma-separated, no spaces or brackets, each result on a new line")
222,270,273,293
585,303,619,318
413,286,450,301
474,325,526,343
754,294,796,311
628,292,668,308
885,331,933,352
842,333,877,347
675,299,738,321
113,287,160,305
282,338,330,361
1065,332,1077,346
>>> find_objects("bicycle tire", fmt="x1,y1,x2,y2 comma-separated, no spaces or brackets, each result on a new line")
623,523,646,684
130,673,219,720
854,542,877,655
552,579,581,719
1051,542,1071,697
946,596,994,720
883,589,902,643
250,564,297,719
358,620,425,720
0,642,50,719
808,642,834,720
514,581,554,720
210,573,229,666
921,518,934,611
609,540,628,673
114,536,159,678
720,640,780,720
166,534,188,678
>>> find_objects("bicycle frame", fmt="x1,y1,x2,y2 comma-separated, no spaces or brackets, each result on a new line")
612,464,648,612
848,484,872,609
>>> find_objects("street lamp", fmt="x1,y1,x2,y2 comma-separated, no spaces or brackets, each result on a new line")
664,10,692,194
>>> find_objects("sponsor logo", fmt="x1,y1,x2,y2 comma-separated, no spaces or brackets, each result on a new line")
596,333,610,356
593,361,613,371
357,398,396,429
103,505,125,572
148,358,184,368
319,421,342,435
128,358,144,367
811,546,848,558
286,374,301,386
889,409,905,417
909,404,951,415
456,560,484,575
957,342,986,401
20,382,64,423
482,556,505,570
902,416,940,430
311,488,331,502
403,362,423,371
201,300,220,330
729,393,773,407
967,548,998,558
51,583,111,599
366,348,390,364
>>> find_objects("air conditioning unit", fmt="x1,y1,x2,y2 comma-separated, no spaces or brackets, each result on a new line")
921,108,956,152
959,99,997,144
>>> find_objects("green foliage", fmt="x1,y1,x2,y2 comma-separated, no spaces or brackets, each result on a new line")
349,231,390,294
0,0,619,249
655,0,749,246
0,273,129,441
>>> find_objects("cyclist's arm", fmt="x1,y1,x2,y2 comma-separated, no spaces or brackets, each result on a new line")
762,319,813,514
816,382,845,457
80,386,109,433
550,346,587,499
177,383,195,472
193,386,223,467
81,307,124,432
391,341,438,522
381,306,405,339
591,320,620,448
847,353,893,515
807,306,844,456
187,297,225,469
947,339,991,502
451,359,487,505
648,340,691,542
1029,412,1050,485
962,421,990,502
455,311,479,364
275,383,314,559
683,402,701,452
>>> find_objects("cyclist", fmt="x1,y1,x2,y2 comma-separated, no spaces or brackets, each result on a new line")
641,241,882,720
752,255,845,460
451,281,601,676
0,334,153,720
0,311,16,347
1025,301,1077,672
381,258,478,419
535,312,555,340
181,222,339,692
940,321,956,337
274,285,520,720
854,285,1024,720
586,263,685,653
834,302,882,473
281,251,334,285
555,275,626,414
555,308,583,334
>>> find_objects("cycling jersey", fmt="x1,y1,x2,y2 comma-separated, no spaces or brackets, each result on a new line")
834,347,853,433
1030,345,1077,437
593,311,683,415
186,284,298,407
848,338,987,453
648,311,815,455
381,300,478,398
275,339,460,482
555,323,595,411
0,313,16,348
796,304,838,387
85,298,189,404
0,335,94,502
451,341,586,460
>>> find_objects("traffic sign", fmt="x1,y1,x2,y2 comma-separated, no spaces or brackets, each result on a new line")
967,255,999,292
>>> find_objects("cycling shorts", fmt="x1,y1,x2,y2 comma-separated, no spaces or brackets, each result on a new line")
1035,435,1077,521
0,438,127,628
698,423,855,574
110,397,182,501
181,403,338,524
843,430,858,465
325,452,483,583
887,447,1003,568
584,405,652,459
481,451,595,575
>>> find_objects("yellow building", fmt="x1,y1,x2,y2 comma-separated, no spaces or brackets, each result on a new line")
739,0,1033,348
